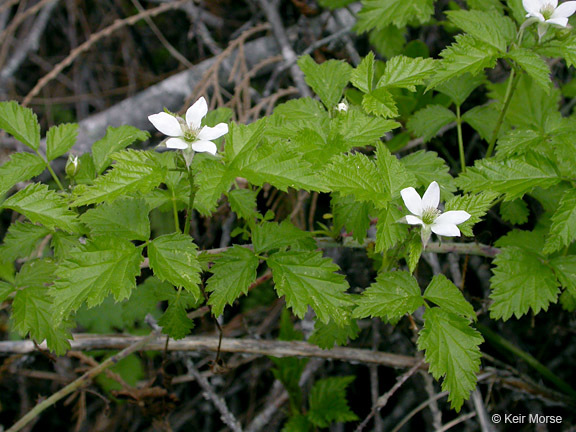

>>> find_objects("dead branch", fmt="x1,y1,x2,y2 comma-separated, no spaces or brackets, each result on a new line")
0,335,422,369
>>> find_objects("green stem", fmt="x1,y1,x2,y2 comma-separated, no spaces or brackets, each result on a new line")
42,156,65,191
478,324,576,398
7,331,158,432
171,189,181,233
456,105,466,172
183,168,196,236
486,67,519,158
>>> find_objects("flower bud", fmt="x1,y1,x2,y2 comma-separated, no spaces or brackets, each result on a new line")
65,155,80,178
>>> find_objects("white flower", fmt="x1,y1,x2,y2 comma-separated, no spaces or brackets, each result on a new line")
400,181,471,245
523,0,576,37
148,97,228,157
336,102,348,112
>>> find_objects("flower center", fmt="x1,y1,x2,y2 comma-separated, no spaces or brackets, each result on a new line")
182,124,200,143
421,207,441,225
541,3,555,20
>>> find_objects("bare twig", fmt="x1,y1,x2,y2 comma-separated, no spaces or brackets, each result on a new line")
22,0,189,106
355,359,425,432
257,0,311,98
6,331,159,432
471,388,494,432
0,0,59,92
184,358,243,432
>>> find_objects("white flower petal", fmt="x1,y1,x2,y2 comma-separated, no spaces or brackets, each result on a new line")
421,181,440,210
192,140,218,155
400,187,423,216
547,16,569,25
550,0,559,8
148,112,183,137
435,210,471,226
523,0,543,14
431,223,461,237
405,215,425,226
186,97,208,130
197,123,229,141
166,138,189,149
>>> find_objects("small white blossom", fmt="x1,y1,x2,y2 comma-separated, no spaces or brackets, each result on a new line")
523,0,576,37
148,97,228,161
400,181,471,246
336,102,348,112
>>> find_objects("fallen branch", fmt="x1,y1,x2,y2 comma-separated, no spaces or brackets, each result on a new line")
0,335,422,369
6,330,159,432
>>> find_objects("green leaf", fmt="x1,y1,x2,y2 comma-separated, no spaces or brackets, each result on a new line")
436,73,485,106
417,307,483,411
0,152,46,197
375,203,409,252
495,129,546,158
0,281,15,302
444,191,499,237
158,294,194,339
227,188,258,221
2,183,81,233
507,48,551,92
332,195,373,243
543,189,576,254
76,296,125,333
80,197,150,241
323,153,389,206
428,35,500,89
362,88,399,118
336,110,400,148
407,105,456,143
253,220,316,254
462,104,505,142
490,247,559,320
91,126,150,174
46,123,78,161
560,290,576,312
353,271,424,320
351,51,375,93
15,258,57,288
445,10,515,52
0,101,40,151
550,256,576,297
236,144,326,192
282,415,313,432
377,56,436,91
500,199,529,225
400,150,454,192
465,0,504,12
121,277,165,325
148,233,202,299
297,55,352,109
455,154,560,201
318,0,356,8
308,376,358,427
0,222,52,261
71,150,164,207
194,160,233,216
309,318,359,349
537,34,576,69
268,251,353,325
356,0,435,32
206,246,259,316
375,143,414,198
407,237,423,274
423,274,475,320
369,25,407,58
12,286,72,355
51,237,142,321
